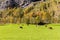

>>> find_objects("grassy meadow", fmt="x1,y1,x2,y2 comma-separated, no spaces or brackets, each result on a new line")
0,0,60,40
0,24,60,40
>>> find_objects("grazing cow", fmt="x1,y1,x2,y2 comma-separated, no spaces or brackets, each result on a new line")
20,26,23,29
49,27,53,29
38,22,47,25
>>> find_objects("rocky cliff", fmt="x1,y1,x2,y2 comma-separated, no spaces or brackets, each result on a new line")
0,0,42,9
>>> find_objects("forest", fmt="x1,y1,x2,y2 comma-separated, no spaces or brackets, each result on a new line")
0,0,60,24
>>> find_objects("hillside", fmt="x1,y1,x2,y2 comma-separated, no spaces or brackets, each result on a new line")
0,0,60,24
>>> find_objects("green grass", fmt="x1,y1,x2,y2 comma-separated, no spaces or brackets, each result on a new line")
0,24,60,40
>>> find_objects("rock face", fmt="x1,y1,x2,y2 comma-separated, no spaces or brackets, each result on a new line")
0,0,41,9
0,0,20,9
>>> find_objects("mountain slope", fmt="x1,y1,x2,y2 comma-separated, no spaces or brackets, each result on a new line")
0,0,60,24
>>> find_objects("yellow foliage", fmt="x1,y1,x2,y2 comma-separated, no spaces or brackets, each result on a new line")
0,0,59,23
13,8,20,16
